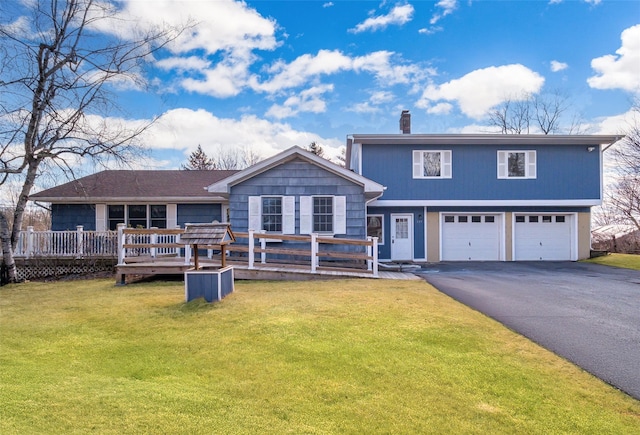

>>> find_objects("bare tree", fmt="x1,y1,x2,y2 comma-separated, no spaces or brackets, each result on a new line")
607,100,640,231
487,90,583,135
0,0,186,282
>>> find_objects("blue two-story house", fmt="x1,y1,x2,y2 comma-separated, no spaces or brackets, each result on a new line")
348,113,621,262
30,113,621,262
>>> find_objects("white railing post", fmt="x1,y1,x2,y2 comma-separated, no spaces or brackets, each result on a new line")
117,223,126,264
150,228,157,259
372,237,379,278
184,244,192,266
260,233,266,264
310,233,317,273
76,226,84,257
248,229,255,269
26,226,34,259
367,237,372,271
175,227,182,258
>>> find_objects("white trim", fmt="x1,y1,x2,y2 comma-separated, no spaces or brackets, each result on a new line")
167,204,177,228
300,196,312,234
349,134,623,146
371,199,600,207
95,204,107,232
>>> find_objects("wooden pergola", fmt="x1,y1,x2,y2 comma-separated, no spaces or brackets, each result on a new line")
180,222,235,269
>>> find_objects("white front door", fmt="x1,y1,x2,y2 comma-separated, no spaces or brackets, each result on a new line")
391,214,413,261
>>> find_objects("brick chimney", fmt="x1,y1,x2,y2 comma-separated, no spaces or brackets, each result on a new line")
399,110,411,134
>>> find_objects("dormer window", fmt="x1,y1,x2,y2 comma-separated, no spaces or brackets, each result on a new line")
412,150,452,179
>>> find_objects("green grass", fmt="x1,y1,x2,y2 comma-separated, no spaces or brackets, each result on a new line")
1,279,638,434
584,253,640,270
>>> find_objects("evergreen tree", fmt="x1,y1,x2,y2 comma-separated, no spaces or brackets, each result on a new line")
182,145,215,170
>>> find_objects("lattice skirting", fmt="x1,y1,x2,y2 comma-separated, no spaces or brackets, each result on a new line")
15,258,117,281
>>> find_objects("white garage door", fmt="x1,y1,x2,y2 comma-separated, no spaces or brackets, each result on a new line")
514,214,573,261
441,214,501,261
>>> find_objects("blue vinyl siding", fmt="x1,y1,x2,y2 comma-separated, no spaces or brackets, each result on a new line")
229,158,366,239
177,204,222,226
361,143,601,201
51,204,96,230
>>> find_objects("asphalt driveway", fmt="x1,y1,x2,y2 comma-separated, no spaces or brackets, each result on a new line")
417,262,640,400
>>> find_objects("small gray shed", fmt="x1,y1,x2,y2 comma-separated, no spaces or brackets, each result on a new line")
182,222,236,303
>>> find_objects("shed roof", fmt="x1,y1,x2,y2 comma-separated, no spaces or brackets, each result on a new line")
30,170,239,203
180,222,235,245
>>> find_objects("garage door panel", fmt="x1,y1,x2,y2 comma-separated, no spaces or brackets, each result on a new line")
442,215,501,261
514,215,572,261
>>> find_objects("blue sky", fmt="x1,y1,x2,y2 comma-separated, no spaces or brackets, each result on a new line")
5,0,640,168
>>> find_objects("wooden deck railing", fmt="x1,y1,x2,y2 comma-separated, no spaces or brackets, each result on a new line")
14,226,117,258
117,226,379,277
14,225,379,277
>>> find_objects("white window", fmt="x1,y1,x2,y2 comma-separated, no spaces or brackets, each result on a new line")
413,150,452,179
300,196,346,235
248,196,295,234
367,215,384,244
106,204,167,230
497,151,536,179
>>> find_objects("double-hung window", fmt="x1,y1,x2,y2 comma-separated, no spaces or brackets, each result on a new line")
261,197,282,232
497,151,536,179
413,150,452,179
300,196,346,235
313,196,333,233
248,196,295,234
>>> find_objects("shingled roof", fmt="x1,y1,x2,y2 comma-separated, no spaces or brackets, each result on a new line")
30,170,239,203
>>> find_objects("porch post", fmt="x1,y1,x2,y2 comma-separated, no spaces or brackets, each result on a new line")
150,228,157,259
117,223,126,265
248,229,255,269
310,233,317,273
372,237,379,278
76,225,84,258
26,226,34,259
260,233,266,264
184,244,192,266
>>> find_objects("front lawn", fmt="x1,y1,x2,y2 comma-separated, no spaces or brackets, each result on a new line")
1,279,638,434
584,253,640,270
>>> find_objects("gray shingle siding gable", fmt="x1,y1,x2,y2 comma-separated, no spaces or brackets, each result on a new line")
229,158,366,238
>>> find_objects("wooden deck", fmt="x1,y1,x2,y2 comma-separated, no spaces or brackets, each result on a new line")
115,257,421,284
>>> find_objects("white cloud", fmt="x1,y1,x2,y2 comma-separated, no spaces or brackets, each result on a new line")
323,2,334,8
430,0,458,25
265,84,334,119
416,64,545,119
347,102,381,114
138,108,344,163
349,4,414,33
98,0,278,98
370,91,394,104
550,60,568,72
587,24,640,93
251,49,428,95
427,102,454,115
252,50,352,93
